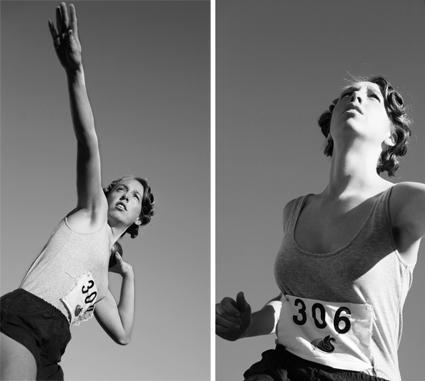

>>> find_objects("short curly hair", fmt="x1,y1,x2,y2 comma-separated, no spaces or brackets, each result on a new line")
103,176,155,238
317,75,412,176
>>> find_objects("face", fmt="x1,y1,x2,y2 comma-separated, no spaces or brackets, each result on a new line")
107,178,144,228
330,81,395,150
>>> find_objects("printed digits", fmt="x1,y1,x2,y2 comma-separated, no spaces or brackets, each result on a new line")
333,307,351,334
84,291,97,304
81,280,97,305
82,280,94,294
292,300,352,334
293,298,307,325
312,303,327,329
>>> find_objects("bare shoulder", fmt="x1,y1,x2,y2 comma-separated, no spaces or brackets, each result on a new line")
390,181,425,236
391,181,425,204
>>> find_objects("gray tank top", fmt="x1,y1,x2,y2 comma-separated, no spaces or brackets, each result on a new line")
274,187,415,381
20,218,111,324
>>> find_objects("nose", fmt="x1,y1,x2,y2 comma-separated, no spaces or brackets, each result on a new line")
120,193,129,202
350,90,363,104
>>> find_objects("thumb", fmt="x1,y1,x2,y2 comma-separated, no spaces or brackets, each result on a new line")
67,29,76,44
236,291,251,313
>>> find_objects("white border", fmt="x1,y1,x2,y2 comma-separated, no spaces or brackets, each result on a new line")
210,0,216,380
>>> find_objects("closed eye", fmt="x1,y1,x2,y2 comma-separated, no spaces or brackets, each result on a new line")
340,89,353,99
369,92,381,101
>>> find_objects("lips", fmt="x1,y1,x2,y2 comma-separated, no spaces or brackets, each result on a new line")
116,202,127,211
344,104,363,115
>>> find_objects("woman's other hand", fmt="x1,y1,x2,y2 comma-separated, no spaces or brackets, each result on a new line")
109,253,134,278
216,292,252,341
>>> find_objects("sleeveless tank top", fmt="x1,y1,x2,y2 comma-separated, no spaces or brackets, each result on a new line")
20,218,111,325
274,187,415,381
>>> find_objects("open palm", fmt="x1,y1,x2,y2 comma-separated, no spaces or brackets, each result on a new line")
48,3,82,71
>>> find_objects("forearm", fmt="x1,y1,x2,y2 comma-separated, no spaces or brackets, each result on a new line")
66,66,97,148
117,271,136,342
242,300,281,338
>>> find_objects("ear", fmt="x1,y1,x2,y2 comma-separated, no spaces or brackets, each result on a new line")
135,217,142,226
384,130,396,148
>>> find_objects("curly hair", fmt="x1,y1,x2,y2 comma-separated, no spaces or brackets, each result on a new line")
103,176,155,238
317,75,412,176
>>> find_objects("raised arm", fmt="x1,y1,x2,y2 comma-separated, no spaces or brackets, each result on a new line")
49,3,105,222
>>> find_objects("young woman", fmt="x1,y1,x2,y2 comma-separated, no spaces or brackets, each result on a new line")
0,3,154,380
216,76,425,381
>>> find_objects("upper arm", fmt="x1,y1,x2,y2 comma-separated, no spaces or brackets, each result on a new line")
75,137,105,212
391,182,425,241
66,139,107,230
94,289,129,345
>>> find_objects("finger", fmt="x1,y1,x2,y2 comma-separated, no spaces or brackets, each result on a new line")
61,2,70,31
217,300,241,321
216,304,240,323
69,4,79,40
48,20,62,49
236,291,250,312
56,5,63,36
48,20,58,39
216,314,240,331
215,324,229,333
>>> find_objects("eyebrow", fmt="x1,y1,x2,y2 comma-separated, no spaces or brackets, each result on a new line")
119,184,142,198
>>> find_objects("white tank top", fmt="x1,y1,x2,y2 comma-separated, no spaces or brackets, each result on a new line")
274,187,414,381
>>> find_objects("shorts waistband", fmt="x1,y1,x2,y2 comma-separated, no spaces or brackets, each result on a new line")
16,289,69,325
243,345,389,381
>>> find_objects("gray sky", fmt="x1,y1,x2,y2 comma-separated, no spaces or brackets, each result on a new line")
1,1,210,380
216,1,425,381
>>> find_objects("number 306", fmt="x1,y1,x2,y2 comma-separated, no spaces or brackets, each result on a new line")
292,298,351,334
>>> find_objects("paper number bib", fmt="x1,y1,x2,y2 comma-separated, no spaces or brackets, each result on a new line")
61,271,98,325
276,295,375,372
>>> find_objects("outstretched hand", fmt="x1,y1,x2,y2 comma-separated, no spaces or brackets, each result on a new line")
216,292,252,341
48,2,82,71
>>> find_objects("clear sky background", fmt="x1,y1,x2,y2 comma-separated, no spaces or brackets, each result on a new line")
216,1,425,381
1,1,210,380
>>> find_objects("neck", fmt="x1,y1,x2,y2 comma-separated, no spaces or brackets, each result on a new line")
324,141,385,199
108,221,129,242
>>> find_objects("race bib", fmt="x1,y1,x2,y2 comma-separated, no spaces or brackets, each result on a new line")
276,295,375,372
61,271,98,326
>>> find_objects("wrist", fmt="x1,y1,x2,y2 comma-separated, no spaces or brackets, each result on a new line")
66,65,85,84
122,268,135,280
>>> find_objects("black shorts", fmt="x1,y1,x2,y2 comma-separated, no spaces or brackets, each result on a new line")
243,345,390,381
1,288,72,381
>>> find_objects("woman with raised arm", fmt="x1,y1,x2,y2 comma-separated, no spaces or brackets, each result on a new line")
0,3,154,380
216,76,425,381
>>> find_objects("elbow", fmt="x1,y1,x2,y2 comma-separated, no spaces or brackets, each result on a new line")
115,335,131,346
77,135,99,152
